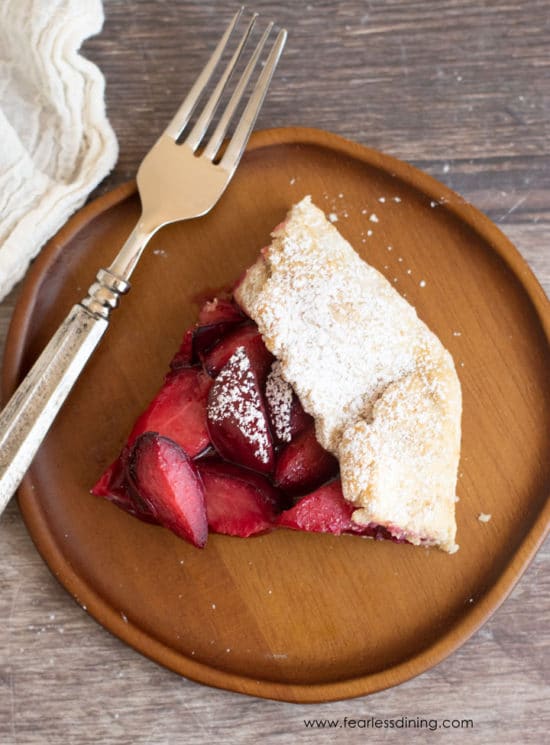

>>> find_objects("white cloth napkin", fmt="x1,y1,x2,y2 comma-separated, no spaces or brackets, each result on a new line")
0,0,117,301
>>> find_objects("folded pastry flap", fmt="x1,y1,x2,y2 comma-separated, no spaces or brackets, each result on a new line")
340,345,461,554
235,196,462,552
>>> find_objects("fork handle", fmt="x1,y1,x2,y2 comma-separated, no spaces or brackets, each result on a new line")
0,269,130,514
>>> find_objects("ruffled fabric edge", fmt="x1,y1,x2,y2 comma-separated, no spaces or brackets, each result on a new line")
0,0,118,301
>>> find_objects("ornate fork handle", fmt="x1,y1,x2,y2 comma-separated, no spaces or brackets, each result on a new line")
0,261,132,514
0,196,161,510
81,268,130,319
0,8,286,514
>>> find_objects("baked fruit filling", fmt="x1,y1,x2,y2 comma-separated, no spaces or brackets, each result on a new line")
93,197,461,552
92,298,372,544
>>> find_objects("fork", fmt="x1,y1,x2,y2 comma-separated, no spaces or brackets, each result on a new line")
0,8,287,513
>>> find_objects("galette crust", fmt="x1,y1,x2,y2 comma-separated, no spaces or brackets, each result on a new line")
235,196,462,552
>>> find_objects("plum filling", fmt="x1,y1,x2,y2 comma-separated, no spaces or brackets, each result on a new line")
92,292,412,549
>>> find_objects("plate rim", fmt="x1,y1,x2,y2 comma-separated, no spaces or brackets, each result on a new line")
3,126,550,703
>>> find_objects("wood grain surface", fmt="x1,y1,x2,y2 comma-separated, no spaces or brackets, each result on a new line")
0,1,548,743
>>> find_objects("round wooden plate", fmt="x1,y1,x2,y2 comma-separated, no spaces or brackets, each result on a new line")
3,128,549,703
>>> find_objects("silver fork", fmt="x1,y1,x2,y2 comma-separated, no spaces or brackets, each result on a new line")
0,9,287,513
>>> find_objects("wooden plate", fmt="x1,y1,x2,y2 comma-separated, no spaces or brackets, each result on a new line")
3,128,549,703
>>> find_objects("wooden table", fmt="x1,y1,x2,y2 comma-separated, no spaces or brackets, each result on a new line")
1,2,548,742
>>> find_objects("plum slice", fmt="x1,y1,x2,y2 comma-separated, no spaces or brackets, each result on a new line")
277,480,355,534
197,459,280,537
127,433,208,547
169,299,245,372
278,479,408,542
200,323,274,382
128,367,212,458
91,447,160,525
274,424,339,493
197,458,287,510
207,346,275,474
197,297,245,326
287,395,313,439
265,361,313,443
192,298,246,357
169,327,195,371
277,479,365,535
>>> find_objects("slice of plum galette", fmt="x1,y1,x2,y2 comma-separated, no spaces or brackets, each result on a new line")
93,196,462,553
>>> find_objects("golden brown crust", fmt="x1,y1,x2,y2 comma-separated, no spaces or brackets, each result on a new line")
235,196,462,552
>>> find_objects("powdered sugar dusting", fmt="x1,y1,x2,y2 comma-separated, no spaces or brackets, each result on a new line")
265,361,293,442
208,346,271,463
235,196,462,552
237,198,430,453
341,349,461,552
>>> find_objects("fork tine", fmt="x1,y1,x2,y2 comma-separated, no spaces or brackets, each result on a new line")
185,13,258,151
164,7,243,140
203,22,273,161
220,29,287,174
